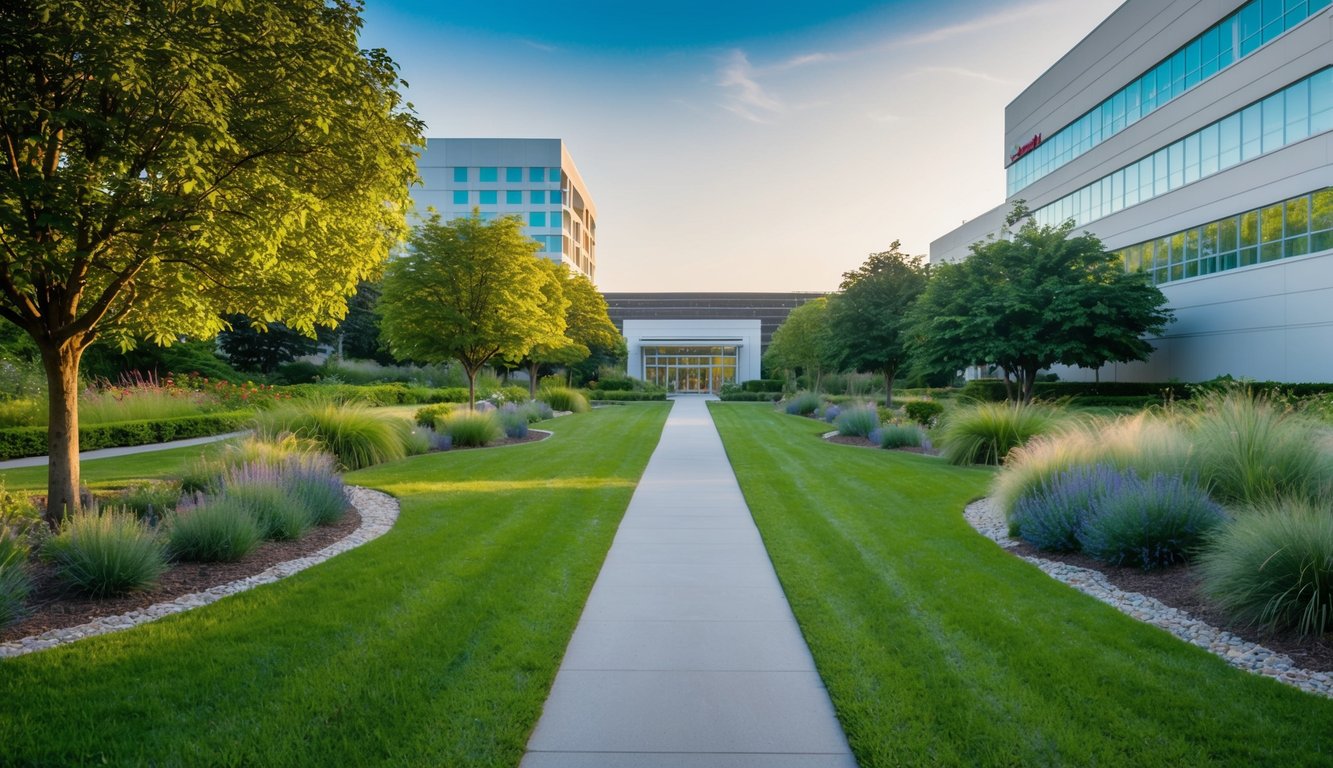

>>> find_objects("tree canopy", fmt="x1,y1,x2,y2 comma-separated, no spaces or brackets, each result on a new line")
379,213,567,406
909,214,1174,402
520,267,620,396
827,243,930,406
0,0,423,521
766,297,834,391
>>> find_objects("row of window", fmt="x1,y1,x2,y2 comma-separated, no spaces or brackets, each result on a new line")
1116,188,1333,285
450,166,562,184
450,189,565,206
1008,0,1330,196
1032,68,1332,230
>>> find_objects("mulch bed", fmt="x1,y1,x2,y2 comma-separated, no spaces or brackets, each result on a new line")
2,507,361,644
824,433,938,455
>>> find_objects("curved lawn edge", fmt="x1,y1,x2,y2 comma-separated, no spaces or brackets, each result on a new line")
0,486,399,659
963,498,1333,699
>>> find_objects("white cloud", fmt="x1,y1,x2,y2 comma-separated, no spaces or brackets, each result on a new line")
902,65,1018,86
717,49,786,123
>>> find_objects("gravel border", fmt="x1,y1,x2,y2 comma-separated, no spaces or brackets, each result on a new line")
0,486,399,659
963,498,1333,699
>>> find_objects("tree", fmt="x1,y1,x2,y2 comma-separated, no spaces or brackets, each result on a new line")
520,266,620,398
0,0,422,524
218,316,318,374
828,244,930,407
379,213,567,406
767,297,835,391
318,281,391,363
909,211,1174,402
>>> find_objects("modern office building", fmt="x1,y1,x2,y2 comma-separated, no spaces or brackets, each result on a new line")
604,292,826,393
930,0,1332,382
412,138,598,280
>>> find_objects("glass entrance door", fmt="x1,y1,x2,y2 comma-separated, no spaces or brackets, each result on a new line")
640,345,738,394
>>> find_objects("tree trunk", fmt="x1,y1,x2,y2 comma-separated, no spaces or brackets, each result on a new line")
529,361,540,399
40,339,85,528
1021,365,1039,403
999,368,1016,402
464,364,478,408
883,368,896,409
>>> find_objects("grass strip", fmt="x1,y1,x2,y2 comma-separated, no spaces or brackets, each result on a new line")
709,402,1333,767
0,404,669,767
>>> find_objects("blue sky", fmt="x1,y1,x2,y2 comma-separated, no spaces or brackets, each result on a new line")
360,0,1123,291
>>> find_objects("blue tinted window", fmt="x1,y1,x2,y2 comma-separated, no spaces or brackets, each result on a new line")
479,190,497,205
452,167,468,183
479,167,497,183
530,190,546,204
452,190,468,205
549,168,561,183
529,212,546,227
550,189,563,205
529,167,544,182
506,190,522,205
479,212,496,222
548,235,563,252
506,167,522,183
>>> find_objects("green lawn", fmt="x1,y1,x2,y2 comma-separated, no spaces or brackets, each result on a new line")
710,402,1333,767
0,441,239,491
0,404,669,767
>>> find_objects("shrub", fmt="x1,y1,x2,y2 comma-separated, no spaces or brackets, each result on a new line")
834,404,880,437
743,379,785,393
1077,473,1225,570
492,385,531,405
498,404,530,439
938,401,1060,466
222,463,311,541
44,509,168,597
1199,499,1333,636
0,484,42,539
878,423,925,449
0,411,251,461
280,453,347,526
718,391,781,402
540,387,590,414
255,400,407,471
414,403,455,429
440,409,504,448
783,391,820,416
0,398,43,428
1189,391,1333,506
0,529,32,627
583,390,666,401
822,404,842,424
118,481,182,523
167,495,262,562
904,400,945,426
1011,464,1127,550
519,400,554,423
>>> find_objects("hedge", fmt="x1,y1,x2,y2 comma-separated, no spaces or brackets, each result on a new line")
0,411,251,461
742,379,785,393
281,383,471,405
719,391,782,402
959,378,1333,403
583,390,667,402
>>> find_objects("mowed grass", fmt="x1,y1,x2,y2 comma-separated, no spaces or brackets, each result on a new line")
0,403,669,767
0,440,240,491
709,403,1333,767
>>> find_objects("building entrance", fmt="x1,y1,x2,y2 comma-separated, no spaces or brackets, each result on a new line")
640,345,739,394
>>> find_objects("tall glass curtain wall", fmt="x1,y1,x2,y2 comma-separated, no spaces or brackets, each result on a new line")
1116,188,1332,284
1008,0,1332,196
447,165,566,257
1031,68,1332,230
641,346,739,393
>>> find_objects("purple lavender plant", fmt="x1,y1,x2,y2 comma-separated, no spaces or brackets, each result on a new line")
1078,473,1225,570
1012,464,1129,551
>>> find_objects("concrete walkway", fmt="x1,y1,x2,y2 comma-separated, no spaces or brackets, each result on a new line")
522,396,856,768
0,431,247,470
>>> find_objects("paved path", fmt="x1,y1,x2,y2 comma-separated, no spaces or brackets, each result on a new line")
0,432,247,470
522,396,856,768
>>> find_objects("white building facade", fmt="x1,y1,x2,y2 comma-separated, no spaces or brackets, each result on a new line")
622,319,763,394
930,0,1332,382
412,138,598,281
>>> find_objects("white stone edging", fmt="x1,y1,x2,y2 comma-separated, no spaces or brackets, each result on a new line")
0,485,399,659
964,498,1333,699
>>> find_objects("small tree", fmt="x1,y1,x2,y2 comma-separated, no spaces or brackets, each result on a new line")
0,0,422,524
521,267,620,398
379,213,567,407
828,244,929,407
910,210,1174,402
767,297,835,391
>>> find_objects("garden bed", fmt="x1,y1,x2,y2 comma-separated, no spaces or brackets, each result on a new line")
823,433,938,455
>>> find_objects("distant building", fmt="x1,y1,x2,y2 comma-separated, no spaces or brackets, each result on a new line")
930,0,1332,382
412,138,598,280
603,292,826,393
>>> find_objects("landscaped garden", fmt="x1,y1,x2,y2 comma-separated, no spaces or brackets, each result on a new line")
710,401,1333,766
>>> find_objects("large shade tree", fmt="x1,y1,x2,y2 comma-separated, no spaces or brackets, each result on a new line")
909,213,1174,402
0,0,422,523
379,213,567,406
828,244,930,407
766,296,834,391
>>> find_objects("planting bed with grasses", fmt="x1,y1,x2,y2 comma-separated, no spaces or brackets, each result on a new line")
711,402,1333,767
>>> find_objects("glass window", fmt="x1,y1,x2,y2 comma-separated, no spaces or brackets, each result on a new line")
1240,104,1262,161
1312,69,1333,134
452,190,468,205
1201,26,1220,79
1183,133,1201,185
1200,123,1220,176
529,212,546,227
506,190,522,205
1219,113,1242,168
1202,222,1220,256
1261,203,1284,242
479,167,497,183
1240,210,1260,247
1313,189,1333,231
1261,93,1285,152
529,167,544,183
530,190,546,204
478,190,497,205
1285,196,1310,235
1219,216,1239,252
549,168,561,183
550,189,563,205
506,167,523,183
1168,142,1185,189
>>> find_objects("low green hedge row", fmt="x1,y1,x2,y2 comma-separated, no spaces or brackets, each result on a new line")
960,379,1333,403
281,383,472,405
742,379,785,393
719,391,782,402
583,390,667,402
0,411,251,460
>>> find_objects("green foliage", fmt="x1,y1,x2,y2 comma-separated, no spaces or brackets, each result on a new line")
519,400,555,423
0,399,42,428
44,510,168,597
828,245,929,406
440,410,504,448
938,401,1060,465
903,399,944,425
539,387,590,414
767,297,836,391
719,391,782,402
834,404,881,437
909,213,1173,402
0,528,31,628
1189,391,1333,506
280,453,347,526
1200,500,1333,637
380,213,566,405
0,411,250,461
583,390,666,402
1077,473,1226,570
498,405,530,439
255,400,408,471
217,316,318,374
878,423,925,449
783,391,822,416
742,379,785,393
167,496,262,563
117,481,182,522
0,484,42,539
414,403,456,429
221,464,311,541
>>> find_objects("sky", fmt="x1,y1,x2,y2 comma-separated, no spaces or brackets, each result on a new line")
359,0,1124,292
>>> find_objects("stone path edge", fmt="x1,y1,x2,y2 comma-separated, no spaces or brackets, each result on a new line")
964,498,1333,699
0,485,399,659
